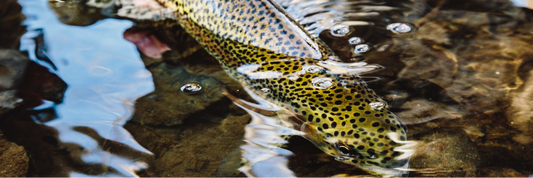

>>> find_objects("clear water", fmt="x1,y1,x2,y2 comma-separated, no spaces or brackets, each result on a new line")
15,0,154,176
2,0,533,177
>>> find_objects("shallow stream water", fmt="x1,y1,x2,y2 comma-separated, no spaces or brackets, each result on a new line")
1,0,533,177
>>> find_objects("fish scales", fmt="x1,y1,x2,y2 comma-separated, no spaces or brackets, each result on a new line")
153,0,409,175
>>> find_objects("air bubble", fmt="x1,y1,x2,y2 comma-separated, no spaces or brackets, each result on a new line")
261,88,270,93
354,44,371,54
386,23,413,34
304,65,323,74
180,82,202,94
369,101,384,110
330,24,351,37
348,37,363,45
312,78,334,89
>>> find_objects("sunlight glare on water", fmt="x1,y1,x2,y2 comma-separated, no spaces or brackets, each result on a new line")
234,88,304,178
18,0,154,176
274,0,396,37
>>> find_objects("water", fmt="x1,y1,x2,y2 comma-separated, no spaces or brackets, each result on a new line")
8,0,153,176
2,0,533,177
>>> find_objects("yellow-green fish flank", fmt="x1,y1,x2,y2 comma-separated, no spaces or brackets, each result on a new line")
154,0,409,174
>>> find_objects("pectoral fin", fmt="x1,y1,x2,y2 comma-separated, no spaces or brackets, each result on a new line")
301,122,326,147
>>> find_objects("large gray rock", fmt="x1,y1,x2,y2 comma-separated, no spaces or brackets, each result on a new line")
0,50,28,90
0,50,28,115
0,90,20,115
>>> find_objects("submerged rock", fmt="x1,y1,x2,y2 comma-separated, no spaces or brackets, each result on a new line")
0,90,20,115
16,61,67,107
0,50,28,90
396,99,469,125
0,50,28,115
125,114,250,177
0,130,28,177
409,129,480,177
0,0,25,49
445,38,527,114
131,63,228,126
478,167,529,177
216,147,245,177
506,69,533,145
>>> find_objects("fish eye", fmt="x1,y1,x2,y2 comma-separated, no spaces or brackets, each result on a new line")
338,145,351,155
335,143,352,156
335,142,365,159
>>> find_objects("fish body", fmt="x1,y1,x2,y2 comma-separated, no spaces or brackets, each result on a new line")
50,0,411,175
156,0,410,175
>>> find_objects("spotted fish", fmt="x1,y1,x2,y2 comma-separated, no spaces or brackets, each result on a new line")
153,0,412,175
50,0,412,176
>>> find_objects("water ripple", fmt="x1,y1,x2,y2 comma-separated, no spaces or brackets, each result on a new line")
19,0,154,176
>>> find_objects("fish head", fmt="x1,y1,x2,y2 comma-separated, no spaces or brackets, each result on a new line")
298,81,412,176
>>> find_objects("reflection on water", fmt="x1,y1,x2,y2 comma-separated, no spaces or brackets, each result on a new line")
18,0,154,176
233,89,303,177
274,0,397,37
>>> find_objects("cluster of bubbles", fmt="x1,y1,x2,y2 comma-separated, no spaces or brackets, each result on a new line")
330,22,413,37
328,22,414,56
